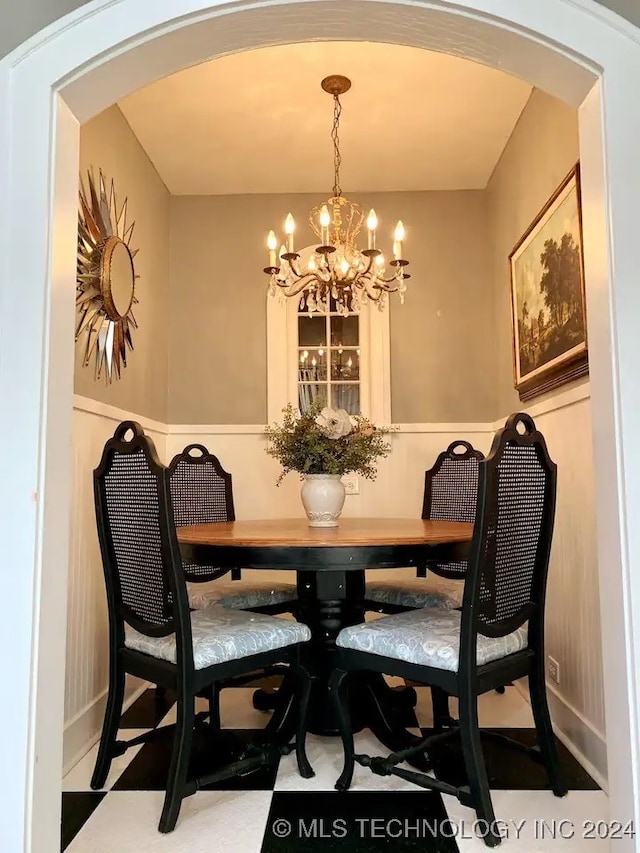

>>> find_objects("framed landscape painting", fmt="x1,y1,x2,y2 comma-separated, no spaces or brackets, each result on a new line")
509,164,588,401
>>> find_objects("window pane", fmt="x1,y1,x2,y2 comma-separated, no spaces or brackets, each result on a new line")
332,384,360,415
330,315,358,346
298,383,328,413
330,349,359,381
298,316,326,347
298,349,327,382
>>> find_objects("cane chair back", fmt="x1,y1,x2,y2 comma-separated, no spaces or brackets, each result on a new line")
94,421,188,639
463,413,557,642
422,440,484,580
168,444,235,583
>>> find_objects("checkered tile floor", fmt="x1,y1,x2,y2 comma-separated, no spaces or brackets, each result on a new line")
62,684,608,851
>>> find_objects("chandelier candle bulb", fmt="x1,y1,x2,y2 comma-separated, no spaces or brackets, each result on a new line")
367,208,378,250
393,220,405,259
267,230,278,268
319,204,331,246
285,213,295,253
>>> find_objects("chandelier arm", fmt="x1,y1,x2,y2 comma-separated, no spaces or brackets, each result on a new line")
280,274,321,298
376,273,407,287
286,257,304,278
358,274,385,302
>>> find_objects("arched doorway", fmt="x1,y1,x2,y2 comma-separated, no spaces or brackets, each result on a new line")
1,2,639,850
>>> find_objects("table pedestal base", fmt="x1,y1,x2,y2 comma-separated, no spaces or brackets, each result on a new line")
262,569,426,767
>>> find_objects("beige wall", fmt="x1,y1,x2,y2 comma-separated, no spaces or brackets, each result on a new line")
487,89,605,766
169,190,495,424
487,89,581,414
77,105,170,422
2,0,638,60
386,191,494,423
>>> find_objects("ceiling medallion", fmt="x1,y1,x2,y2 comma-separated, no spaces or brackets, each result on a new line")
263,74,410,315
76,169,139,382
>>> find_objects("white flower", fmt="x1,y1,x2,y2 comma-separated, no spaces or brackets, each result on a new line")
315,407,353,439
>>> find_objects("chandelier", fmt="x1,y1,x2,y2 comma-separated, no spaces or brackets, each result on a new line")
263,75,410,315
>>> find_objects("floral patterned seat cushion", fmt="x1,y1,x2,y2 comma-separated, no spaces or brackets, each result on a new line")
125,605,310,670
188,580,297,611
365,577,463,610
337,607,528,673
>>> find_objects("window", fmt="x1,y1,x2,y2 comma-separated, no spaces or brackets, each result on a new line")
297,300,361,414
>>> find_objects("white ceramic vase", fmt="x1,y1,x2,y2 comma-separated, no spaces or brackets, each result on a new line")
301,474,346,527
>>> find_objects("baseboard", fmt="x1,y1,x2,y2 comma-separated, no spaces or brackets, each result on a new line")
513,678,608,791
62,677,148,776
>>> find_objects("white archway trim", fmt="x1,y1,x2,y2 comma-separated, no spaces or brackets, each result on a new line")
2,2,640,850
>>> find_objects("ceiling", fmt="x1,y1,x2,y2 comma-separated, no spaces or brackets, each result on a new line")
118,41,532,195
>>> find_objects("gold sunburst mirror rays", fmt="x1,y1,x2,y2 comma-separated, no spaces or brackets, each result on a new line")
76,169,139,383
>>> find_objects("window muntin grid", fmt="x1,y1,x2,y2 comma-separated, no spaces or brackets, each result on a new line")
297,302,360,415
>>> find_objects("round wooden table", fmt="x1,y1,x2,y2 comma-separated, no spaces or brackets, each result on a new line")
177,518,473,741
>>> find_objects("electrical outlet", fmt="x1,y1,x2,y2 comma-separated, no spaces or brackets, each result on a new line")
548,656,560,684
342,475,359,495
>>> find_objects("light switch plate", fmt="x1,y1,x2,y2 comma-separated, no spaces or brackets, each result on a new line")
342,475,359,495
548,656,560,684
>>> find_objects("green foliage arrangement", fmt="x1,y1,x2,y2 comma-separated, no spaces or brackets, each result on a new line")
265,403,393,485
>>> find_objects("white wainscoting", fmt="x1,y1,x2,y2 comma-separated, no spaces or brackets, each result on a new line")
64,397,168,773
166,423,494,524
66,388,606,785
507,385,608,785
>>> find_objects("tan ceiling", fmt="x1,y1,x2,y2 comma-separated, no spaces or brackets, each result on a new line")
118,41,531,195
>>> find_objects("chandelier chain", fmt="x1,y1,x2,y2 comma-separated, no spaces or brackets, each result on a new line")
332,94,342,197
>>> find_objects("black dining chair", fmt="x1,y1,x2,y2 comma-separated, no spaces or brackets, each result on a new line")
168,443,298,615
91,422,314,833
329,413,566,848
365,439,486,726
365,439,484,614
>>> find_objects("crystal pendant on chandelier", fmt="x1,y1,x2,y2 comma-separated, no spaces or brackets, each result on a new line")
263,74,410,315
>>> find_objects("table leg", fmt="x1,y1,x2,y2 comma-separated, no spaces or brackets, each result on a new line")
295,570,419,739
295,569,365,734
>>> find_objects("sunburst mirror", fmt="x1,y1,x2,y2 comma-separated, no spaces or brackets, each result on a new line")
76,169,139,382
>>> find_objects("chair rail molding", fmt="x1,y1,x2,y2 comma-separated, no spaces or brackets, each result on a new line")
73,395,169,435
2,1,640,851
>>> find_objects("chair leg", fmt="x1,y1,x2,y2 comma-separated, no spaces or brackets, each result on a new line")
91,659,125,790
265,671,297,742
159,690,195,833
458,689,501,848
292,663,315,779
208,682,221,730
329,668,355,792
529,663,567,797
431,686,455,731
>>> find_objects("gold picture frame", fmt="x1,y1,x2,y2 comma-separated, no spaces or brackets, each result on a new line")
509,164,588,401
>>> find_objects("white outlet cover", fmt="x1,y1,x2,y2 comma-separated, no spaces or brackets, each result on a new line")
342,475,359,495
